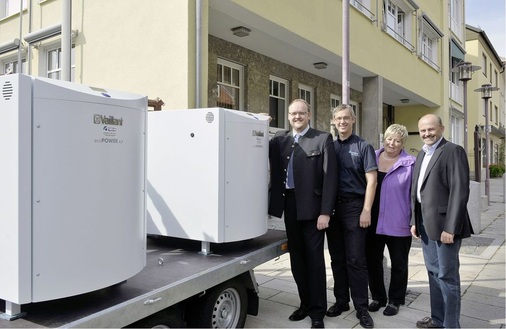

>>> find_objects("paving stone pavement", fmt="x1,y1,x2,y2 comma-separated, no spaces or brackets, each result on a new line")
247,176,506,328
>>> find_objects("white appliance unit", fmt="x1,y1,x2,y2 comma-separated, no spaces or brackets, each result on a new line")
0,74,147,317
147,108,269,247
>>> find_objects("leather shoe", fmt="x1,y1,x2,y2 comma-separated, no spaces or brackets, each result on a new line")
326,302,350,317
416,317,442,328
311,318,325,328
382,303,399,316
288,308,308,321
356,310,374,328
367,300,386,312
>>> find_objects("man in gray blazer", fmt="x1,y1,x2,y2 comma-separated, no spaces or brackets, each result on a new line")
269,99,338,329
410,114,473,329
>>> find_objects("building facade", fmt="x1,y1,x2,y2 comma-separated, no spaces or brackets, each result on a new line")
464,25,505,179
1,0,503,163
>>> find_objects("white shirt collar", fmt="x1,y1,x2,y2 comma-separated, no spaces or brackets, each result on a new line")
293,125,310,137
422,137,443,155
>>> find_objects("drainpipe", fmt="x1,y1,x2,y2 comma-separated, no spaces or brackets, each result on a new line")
17,0,23,72
195,0,202,108
342,0,350,104
61,0,71,81
27,0,32,74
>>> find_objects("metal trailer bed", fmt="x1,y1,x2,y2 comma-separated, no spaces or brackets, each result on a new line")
0,229,287,328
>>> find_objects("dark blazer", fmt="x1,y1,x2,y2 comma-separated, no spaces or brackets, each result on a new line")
269,128,338,220
410,138,473,240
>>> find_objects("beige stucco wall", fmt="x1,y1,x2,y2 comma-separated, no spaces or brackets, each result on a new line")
230,0,445,112
1,0,202,109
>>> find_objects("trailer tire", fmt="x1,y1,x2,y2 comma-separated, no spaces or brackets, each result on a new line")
126,307,185,328
187,277,248,328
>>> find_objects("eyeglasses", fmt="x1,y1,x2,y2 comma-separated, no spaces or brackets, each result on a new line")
333,116,352,121
289,112,308,117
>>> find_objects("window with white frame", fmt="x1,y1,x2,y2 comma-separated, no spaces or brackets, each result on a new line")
0,0,26,19
298,84,314,125
449,0,463,39
45,44,76,81
330,94,341,138
330,94,341,111
269,76,288,129
419,16,442,71
350,100,360,135
2,57,26,74
351,0,374,20
217,59,243,111
482,53,487,77
450,112,462,145
382,0,415,50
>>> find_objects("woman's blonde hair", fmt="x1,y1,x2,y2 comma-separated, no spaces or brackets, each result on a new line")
384,124,408,145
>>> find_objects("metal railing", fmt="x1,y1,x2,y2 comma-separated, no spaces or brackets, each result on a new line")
381,23,415,52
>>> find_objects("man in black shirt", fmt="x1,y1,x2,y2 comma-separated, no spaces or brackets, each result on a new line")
326,104,377,328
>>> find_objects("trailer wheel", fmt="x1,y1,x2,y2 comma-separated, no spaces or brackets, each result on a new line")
187,278,248,328
126,307,185,328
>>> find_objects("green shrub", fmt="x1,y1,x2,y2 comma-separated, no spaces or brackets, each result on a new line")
489,163,505,178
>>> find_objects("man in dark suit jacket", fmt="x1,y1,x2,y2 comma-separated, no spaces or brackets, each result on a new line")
410,114,473,329
269,99,338,329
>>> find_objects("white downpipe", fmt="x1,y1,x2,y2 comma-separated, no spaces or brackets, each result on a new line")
61,0,71,81
195,0,202,108
17,0,23,73
342,0,350,104
27,0,32,75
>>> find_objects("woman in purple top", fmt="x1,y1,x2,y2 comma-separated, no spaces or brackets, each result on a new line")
365,124,415,317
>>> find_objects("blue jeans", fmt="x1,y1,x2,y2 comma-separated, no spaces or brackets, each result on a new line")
419,221,462,328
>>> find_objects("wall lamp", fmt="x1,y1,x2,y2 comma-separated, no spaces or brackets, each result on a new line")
474,83,499,206
231,26,251,37
313,62,327,70
451,61,481,153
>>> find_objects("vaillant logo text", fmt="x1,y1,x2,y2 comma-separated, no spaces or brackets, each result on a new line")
94,114,123,126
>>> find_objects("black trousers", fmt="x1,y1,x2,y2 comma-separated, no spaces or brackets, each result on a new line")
326,198,369,311
284,190,327,320
365,231,412,305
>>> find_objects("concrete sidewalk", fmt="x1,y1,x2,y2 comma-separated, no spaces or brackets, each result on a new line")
247,177,505,328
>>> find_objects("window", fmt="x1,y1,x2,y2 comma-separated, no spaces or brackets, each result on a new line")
269,76,288,129
2,57,26,74
382,0,415,50
45,44,76,81
330,94,341,111
217,59,243,111
489,64,492,83
495,70,499,87
330,94,341,138
419,15,443,71
495,105,498,125
482,53,487,77
449,0,463,39
0,0,26,19
350,100,360,135
351,0,374,21
298,84,314,125
490,101,493,123
450,112,462,145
